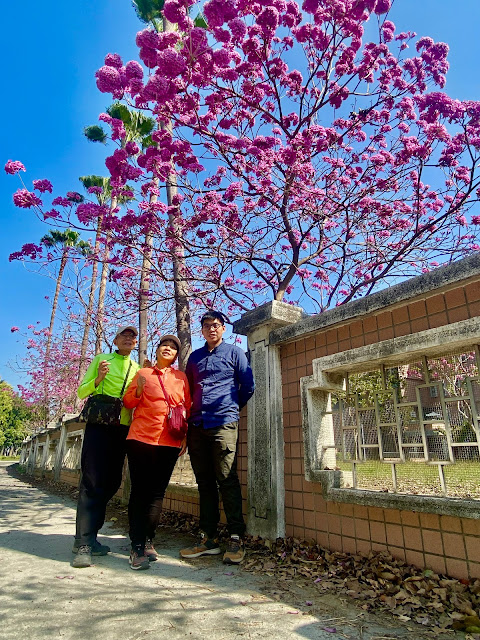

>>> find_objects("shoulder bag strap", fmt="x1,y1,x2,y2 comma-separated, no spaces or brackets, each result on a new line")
119,361,133,398
155,369,172,408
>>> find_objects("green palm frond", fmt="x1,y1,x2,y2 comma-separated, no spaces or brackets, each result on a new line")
132,0,165,25
107,102,132,125
84,125,107,143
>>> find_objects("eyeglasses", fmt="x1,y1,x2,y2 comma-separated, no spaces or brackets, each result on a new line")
202,323,223,331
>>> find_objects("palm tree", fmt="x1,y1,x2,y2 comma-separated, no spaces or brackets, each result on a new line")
40,229,90,420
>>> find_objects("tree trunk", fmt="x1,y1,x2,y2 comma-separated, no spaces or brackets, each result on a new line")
94,230,111,355
43,249,68,425
163,17,192,370
77,213,103,387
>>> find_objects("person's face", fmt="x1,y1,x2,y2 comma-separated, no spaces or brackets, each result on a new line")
114,330,137,353
201,319,225,348
156,339,178,365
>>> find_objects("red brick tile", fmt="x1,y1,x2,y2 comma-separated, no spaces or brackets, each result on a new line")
401,511,420,527
354,504,369,519
428,311,449,328
285,524,294,537
328,514,342,535
385,509,402,524
337,325,350,340
326,342,341,355
444,287,467,308
341,517,355,538
351,335,366,348
329,534,342,551
372,543,388,553
443,533,466,559
377,311,393,328
350,321,363,337
326,329,338,345
305,336,316,351
303,493,314,511
293,525,306,539
389,546,406,562
363,316,377,332
369,506,384,521
285,507,293,525
394,322,411,337
408,300,427,319
339,503,354,517
314,493,327,513
465,282,480,303
379,327,394,341
425,294,446,314
364,332,379,346
327,501,340,515
420,513,440,530
371,521,387,544
405,549,424,570
468,562,480,580
445,558,468,580
440,515,462,533
425,554,446,576
403,526,423,551
386,523,404,548
291,476,303,492
355,519,370,540
356,539,372,555
314,531,328,547
315,333,327,347
465,536,480,563
338,339,352,352
293,509,304,526
304,510,315,530
411,317,429,332
342,537,357,555
462,519,480,536
392,305,409,324
447,305,470,323
422,529,443,552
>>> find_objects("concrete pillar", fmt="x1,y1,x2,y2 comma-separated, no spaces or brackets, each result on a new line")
54,424,68,481
234,300,304,539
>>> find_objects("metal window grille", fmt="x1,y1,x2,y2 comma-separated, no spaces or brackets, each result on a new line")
330,346,480,497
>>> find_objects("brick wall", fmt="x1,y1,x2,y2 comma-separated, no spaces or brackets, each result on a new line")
279,278,480,579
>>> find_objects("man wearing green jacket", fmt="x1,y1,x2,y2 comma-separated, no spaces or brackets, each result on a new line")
72,326,140,568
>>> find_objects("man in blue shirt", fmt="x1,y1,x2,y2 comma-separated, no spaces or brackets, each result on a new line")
180,310,255,564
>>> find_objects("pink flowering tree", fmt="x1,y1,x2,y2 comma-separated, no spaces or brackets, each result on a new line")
91,0,480,314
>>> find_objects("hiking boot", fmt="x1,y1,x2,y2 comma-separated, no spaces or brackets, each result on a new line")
180,532,221,559
72,545,93,568
223,535,245,564
129,549,150,571
72,540,111,556
145,539,158,562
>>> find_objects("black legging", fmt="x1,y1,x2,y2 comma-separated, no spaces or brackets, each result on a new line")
75,422,129,546
126,439,180,550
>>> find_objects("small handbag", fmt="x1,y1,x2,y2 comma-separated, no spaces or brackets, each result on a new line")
156,370,188,439
80,361,132,426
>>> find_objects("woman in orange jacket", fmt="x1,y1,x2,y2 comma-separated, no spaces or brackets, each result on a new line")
123,334,190,570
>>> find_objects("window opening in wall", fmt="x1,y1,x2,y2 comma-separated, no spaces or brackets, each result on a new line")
62,432,83,470
330,347,480,498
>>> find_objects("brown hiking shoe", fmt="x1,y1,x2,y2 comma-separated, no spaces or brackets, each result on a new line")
180,532,221,559
145,539,158,562
129,549,150,571
223,535,245,564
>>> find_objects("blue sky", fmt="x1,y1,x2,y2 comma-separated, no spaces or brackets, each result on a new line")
1,0,479,389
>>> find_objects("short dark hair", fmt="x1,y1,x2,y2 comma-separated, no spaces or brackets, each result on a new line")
201,310,226,326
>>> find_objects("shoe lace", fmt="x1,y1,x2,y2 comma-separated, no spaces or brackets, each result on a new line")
228,536,242,552
78,545,91,553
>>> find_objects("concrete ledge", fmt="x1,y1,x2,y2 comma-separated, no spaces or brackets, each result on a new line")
233,300,305,336
270,253,480,345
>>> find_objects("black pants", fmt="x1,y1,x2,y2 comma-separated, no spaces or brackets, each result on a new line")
187,422,246,539
75,422,129,546
126,439,180,550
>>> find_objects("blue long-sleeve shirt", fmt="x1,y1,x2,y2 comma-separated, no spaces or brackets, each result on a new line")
185,341,255,429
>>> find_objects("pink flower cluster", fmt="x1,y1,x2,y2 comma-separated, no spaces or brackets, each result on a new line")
4,160,26,175
13,189,42,209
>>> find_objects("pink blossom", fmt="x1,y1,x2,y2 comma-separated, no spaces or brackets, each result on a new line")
104,53,123,68
4,160,26,175
10,326,19,333
33,179,53,193
13,189,42,208
157,50,187,77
